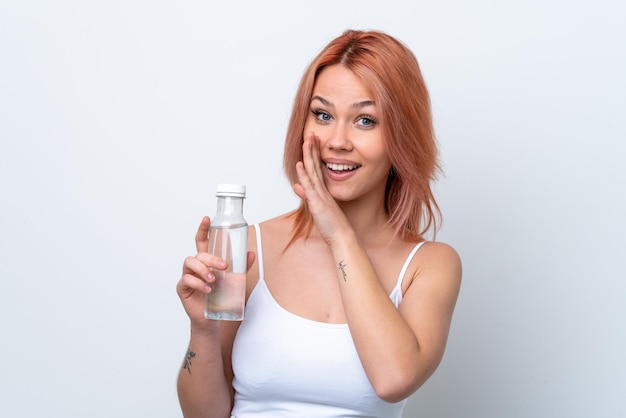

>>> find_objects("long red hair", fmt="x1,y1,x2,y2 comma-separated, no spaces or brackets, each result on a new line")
283,29,441,243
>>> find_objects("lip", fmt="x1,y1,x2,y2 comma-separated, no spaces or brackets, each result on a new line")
323,158,360,166
322,158,361,181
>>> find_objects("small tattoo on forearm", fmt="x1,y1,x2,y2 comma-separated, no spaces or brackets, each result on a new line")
183,349,196,375
338,260,348,282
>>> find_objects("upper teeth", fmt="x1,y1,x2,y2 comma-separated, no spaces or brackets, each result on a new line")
327,163,360,171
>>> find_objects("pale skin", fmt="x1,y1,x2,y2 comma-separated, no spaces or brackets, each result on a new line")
176,64,462,418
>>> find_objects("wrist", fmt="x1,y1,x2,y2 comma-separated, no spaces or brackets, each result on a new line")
189,318,221,338
327,227,359,252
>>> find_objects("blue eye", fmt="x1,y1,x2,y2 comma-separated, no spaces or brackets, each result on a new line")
311,109,332,122
357,115,377,127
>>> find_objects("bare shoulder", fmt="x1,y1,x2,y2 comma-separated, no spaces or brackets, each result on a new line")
418,241,462,272
406,241,462,295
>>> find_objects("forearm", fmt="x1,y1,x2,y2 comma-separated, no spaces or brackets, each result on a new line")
177,325,233,418
331,233,427,398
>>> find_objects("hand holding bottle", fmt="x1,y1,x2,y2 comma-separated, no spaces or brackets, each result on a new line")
176,216,255,328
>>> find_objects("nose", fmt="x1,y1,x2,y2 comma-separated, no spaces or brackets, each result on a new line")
325,123,353,151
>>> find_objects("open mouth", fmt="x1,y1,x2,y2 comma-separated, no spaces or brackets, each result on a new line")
325,163,361,172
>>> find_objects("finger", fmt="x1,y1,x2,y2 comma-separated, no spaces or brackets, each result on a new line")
195,216,211,253
302,134,322,187
183,255,215,283
292,177,306,201
177,273,211,295
309,134,325,181
195,252,228,271
295,159,315,197
298,138,319,193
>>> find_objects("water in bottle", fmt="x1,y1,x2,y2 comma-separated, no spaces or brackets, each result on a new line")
204,184,248,321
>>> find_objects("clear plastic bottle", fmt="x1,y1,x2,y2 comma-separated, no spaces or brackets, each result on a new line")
204,184,248,321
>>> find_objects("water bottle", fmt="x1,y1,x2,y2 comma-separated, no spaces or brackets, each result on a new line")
204,184,248,321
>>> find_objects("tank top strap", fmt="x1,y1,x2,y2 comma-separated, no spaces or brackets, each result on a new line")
389,241,427,307
253,224,265,283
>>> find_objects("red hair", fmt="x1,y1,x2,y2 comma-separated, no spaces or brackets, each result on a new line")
283,29,441,243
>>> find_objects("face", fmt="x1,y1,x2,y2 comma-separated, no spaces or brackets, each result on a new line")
303,64,392,204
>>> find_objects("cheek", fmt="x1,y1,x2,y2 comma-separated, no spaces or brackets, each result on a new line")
376,153,393,177
303,114,318,133
303,121,328,145
369,143,391,165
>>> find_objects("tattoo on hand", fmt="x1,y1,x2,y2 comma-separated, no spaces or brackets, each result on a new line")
183,349,196,375
338,260,348,282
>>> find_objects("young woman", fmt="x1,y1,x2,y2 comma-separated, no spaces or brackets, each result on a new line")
176,29,462,418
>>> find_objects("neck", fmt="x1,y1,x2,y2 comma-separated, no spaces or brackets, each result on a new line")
337,198,393,245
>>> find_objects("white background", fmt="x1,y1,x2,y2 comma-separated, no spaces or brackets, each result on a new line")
1,1,624,417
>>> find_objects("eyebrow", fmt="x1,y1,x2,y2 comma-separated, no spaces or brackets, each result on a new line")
311,95,375,109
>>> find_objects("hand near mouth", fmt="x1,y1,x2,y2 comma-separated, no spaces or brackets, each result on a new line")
293,132,352,247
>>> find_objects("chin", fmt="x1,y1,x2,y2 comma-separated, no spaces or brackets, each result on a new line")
328,193,351,203
327,187,364,204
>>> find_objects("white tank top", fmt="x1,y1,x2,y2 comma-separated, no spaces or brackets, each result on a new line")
230,224,425,417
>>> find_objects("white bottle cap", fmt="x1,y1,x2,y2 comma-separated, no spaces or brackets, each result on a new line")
216,183,246,197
